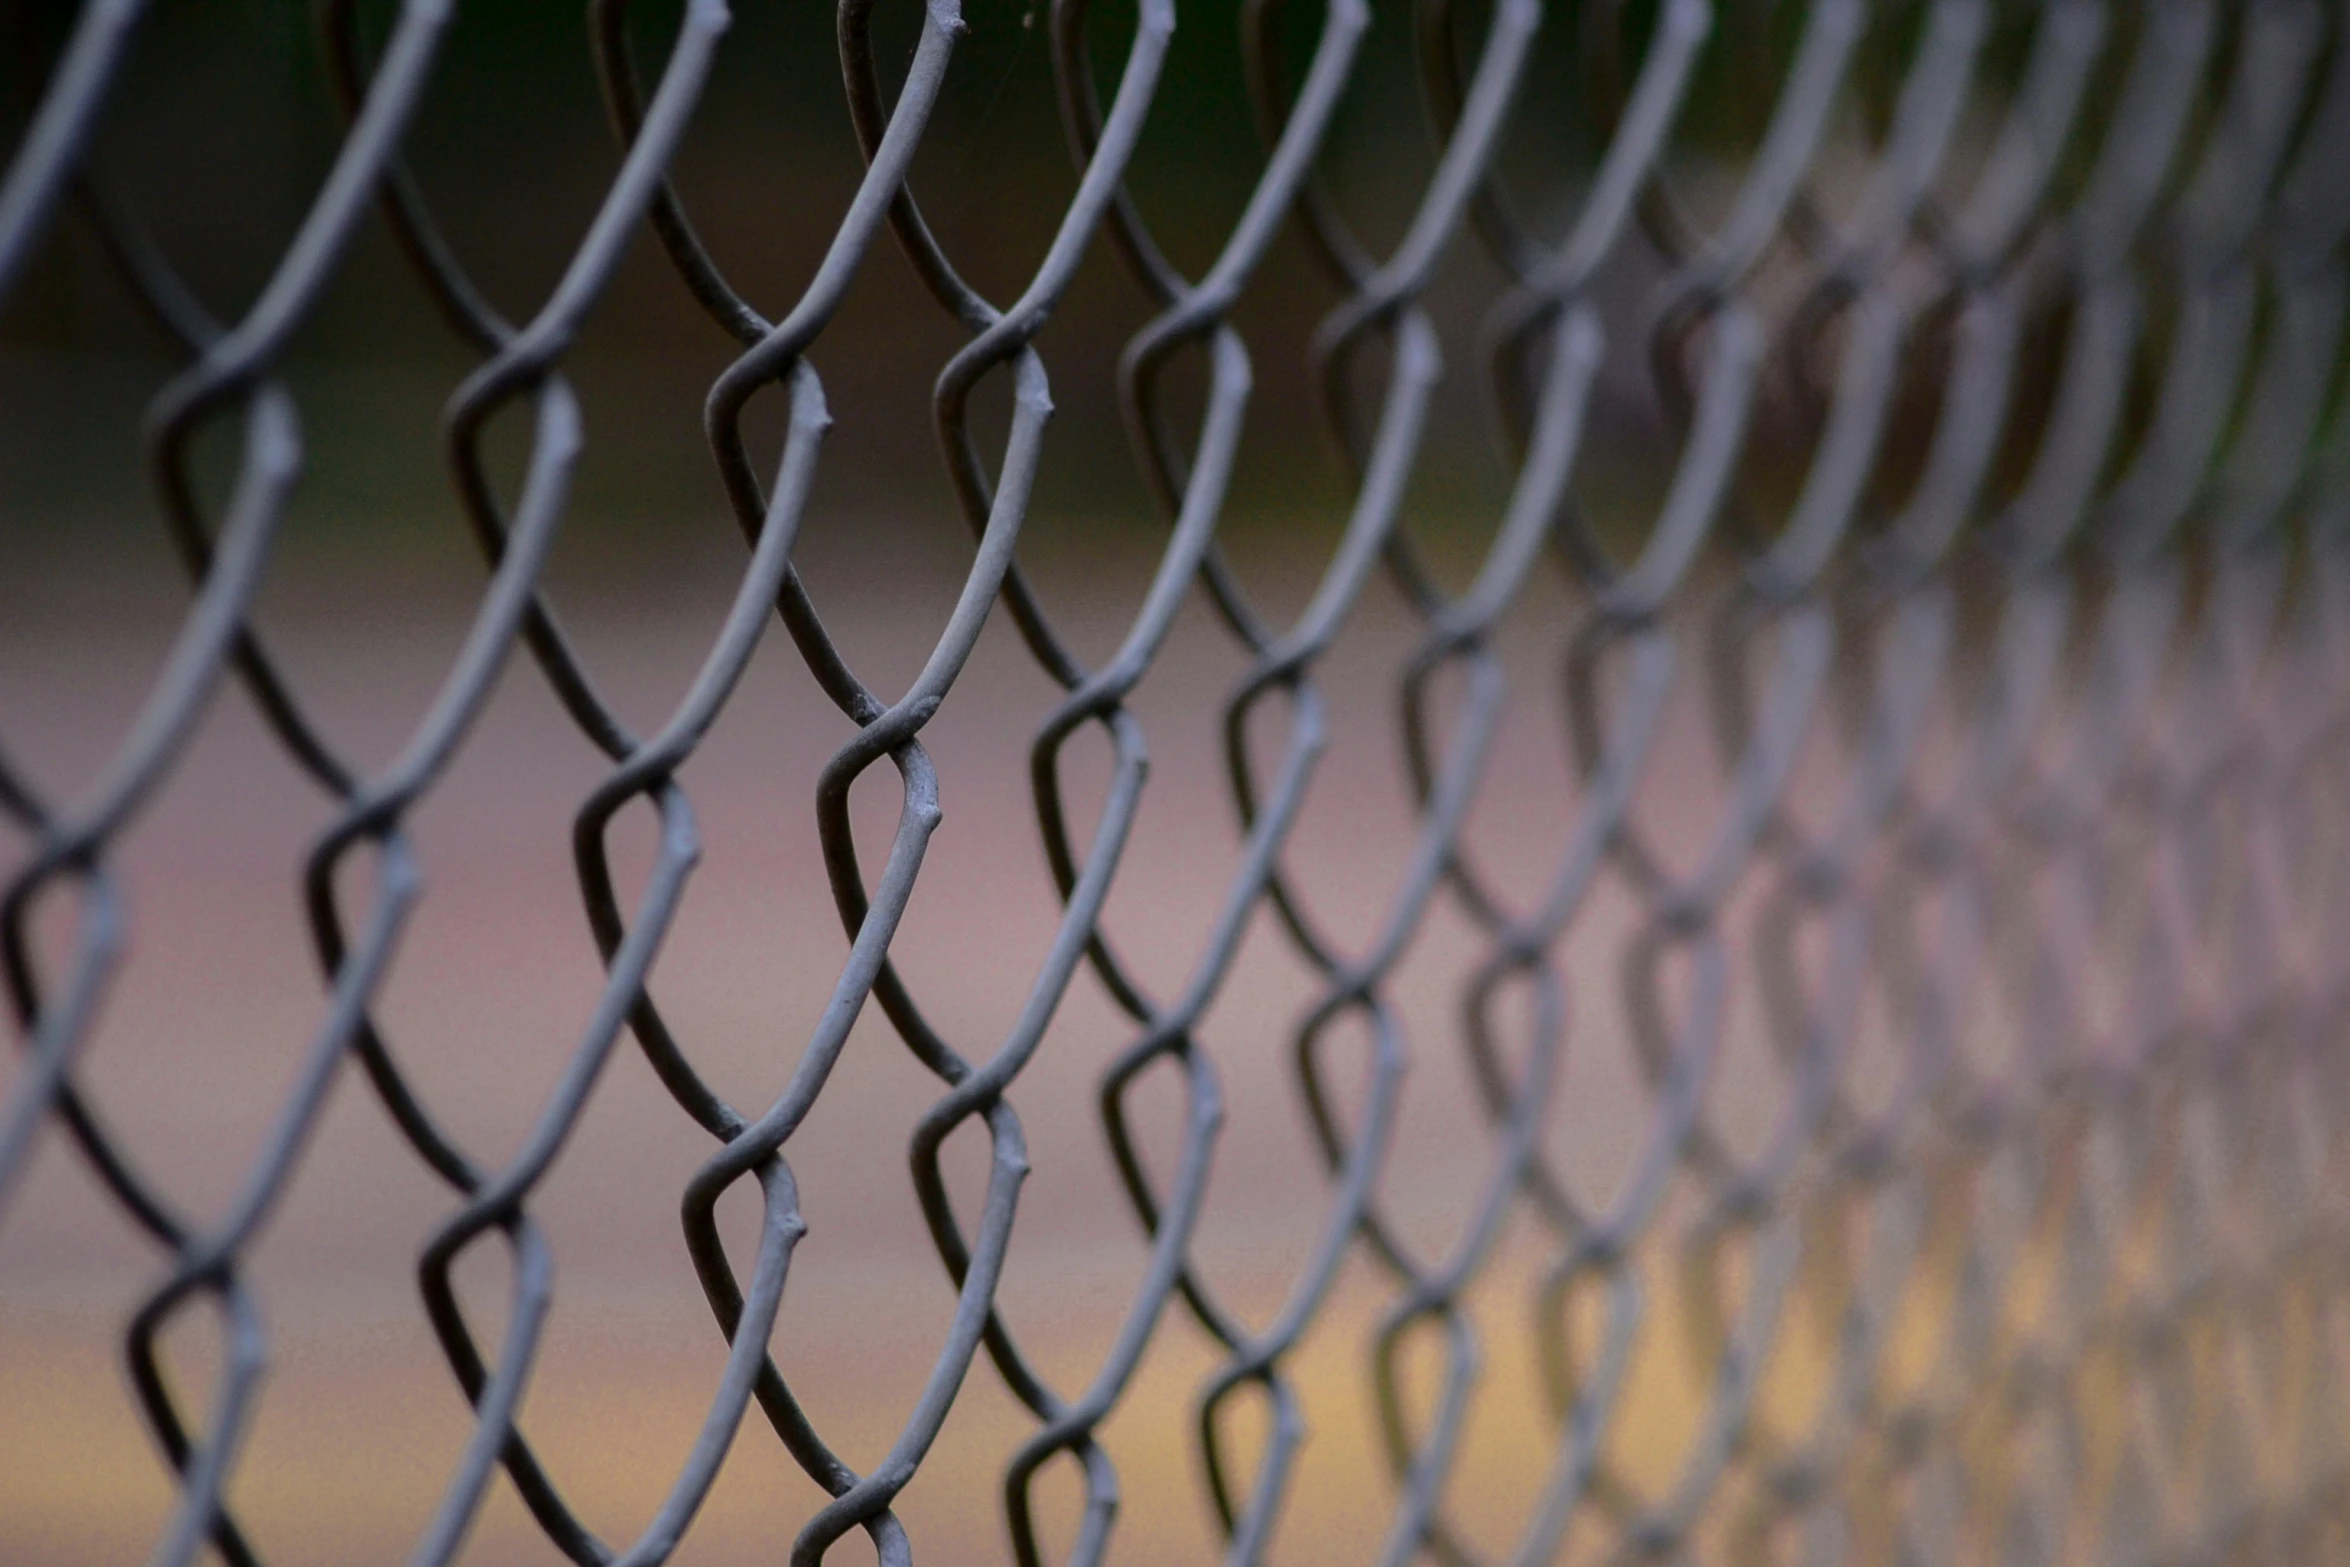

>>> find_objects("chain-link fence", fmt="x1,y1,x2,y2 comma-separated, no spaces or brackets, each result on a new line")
5,0,2350,1562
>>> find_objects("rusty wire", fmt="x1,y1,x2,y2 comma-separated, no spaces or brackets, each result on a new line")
5,0,2350,1562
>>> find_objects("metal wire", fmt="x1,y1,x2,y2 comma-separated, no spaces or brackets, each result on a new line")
4,0,2350,1562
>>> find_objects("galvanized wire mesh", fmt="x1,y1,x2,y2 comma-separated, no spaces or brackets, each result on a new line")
5,0,2350,1562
